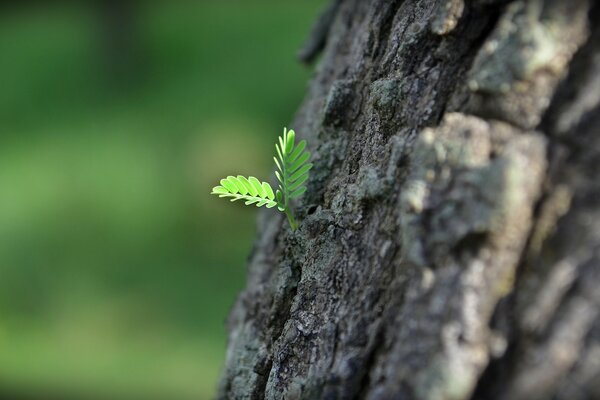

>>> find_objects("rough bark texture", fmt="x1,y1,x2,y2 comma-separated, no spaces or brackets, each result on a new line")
218,1,600,399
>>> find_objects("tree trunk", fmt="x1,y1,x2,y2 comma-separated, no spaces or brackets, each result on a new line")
95,0,140,81
217,1,600,399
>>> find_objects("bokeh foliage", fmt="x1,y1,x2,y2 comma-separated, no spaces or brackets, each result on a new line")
0,1,322,398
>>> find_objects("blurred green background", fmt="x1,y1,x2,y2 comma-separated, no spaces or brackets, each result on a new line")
0,1,322,398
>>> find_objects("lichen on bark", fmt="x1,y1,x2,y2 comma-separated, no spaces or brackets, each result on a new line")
217,1,600,399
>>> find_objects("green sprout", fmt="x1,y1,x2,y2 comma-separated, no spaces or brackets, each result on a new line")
211,127,312,231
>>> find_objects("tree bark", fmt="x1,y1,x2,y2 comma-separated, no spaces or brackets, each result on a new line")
217,1,600,399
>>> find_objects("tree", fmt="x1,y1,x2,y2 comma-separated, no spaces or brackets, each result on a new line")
217,0,600,399
94,0,140,80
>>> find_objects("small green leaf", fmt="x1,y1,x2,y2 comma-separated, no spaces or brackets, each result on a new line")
289,163,313,182
262,182,275,200
228,176,247,195
285,129,295,154
273,157,282,172
211,186,228,194
288,151,310,173
288,140,306,163
289,186,307,199
249,176,265,197
279,135,285,156
288,174,308,191
210,127,310,230
238,175,256,196
220,178,238,194
275,144,283,164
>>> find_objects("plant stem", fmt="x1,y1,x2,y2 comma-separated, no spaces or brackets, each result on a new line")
284,207,298,231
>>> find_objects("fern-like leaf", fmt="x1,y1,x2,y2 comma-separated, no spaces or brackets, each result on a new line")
274,127,312,206
210,127,310,231
211,175,278,208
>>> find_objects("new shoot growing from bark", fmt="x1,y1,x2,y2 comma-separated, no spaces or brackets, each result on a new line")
211,127,312,230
